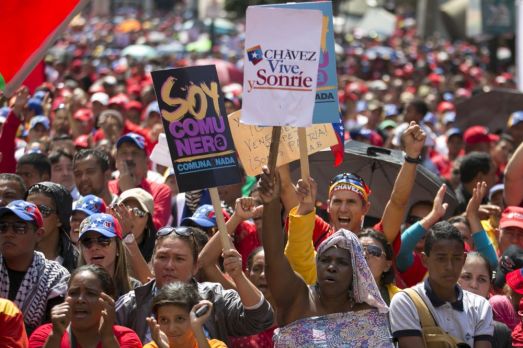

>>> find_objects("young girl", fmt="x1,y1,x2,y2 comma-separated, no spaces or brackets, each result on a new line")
459,252,512,348
145,282,227,348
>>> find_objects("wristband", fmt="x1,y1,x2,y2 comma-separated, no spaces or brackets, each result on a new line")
404,155,422,164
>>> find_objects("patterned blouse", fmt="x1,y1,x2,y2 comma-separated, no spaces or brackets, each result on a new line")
273,309,393,348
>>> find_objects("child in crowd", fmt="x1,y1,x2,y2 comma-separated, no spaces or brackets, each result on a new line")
145,282,227,348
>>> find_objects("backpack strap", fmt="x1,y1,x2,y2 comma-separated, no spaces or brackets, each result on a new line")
403,288,438,328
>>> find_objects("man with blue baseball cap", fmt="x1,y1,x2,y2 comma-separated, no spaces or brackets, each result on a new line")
26,115,51,145
109,132,171,229
0,200,69,335
70,194,107,245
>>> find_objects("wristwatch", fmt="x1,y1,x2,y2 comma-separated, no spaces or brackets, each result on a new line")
123,233,135,244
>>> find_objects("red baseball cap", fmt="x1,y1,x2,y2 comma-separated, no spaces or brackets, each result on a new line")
463,126,498,145
500,206,523,230
126,100,143,111
74,108,93,122
437,101,455,113
506,268,523,295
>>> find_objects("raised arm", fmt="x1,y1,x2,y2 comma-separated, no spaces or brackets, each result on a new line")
284,177,319,285
396,184,447,272
198,197,260,289
381,121,426,243
466,181,498,268
504,141,523,206
259,166,308,313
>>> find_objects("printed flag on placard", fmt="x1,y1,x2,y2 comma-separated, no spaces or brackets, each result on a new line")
0,0,89,95
331,120,345,167
241,6,323,127
150,65,242,193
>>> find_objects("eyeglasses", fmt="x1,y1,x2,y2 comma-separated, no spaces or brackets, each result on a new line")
80,236,112,248
329,172,367,187
36,204,56,218
0,221,31,234
128,206,147,218
362,244,384,258
405,215,422,225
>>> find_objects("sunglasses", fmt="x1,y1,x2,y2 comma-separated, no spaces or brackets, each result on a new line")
0,221,31,234
329,172,367,187
80,236,112,248
362,244,384,258
405,215,422,225
36,204,56,218
157,226,194,239
128,206,147,218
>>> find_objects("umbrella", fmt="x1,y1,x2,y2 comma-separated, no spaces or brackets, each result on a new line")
116,19,141,33
455,88,523,133
156,42,185,56
289,141,458,220
194,58,243,85
121,44,158,60
355,7,397,37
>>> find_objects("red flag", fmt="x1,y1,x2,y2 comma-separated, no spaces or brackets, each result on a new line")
0,0,89,95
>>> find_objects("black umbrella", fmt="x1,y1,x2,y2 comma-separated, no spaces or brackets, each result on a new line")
455,88,523,133
289,140,458,220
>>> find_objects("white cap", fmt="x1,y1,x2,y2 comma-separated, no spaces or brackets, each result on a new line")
90,92,109,106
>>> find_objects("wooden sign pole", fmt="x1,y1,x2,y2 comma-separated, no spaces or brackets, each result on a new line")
209,187,233,251
298,127,312,203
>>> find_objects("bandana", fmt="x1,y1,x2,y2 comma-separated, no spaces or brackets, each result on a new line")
316,229,388,313
328,179,371,203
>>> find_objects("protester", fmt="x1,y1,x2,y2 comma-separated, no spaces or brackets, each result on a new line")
497,206,523,255
117,188,157,262
77,213,140,298
284,122,426,286
25,182,78,272
458,252,512,347
16,153,51,189
359,228,400,305
69,194,107,245
145,282,227,348
0,200,70,335
390,221,494,347
73,149,116,206
109,133,171,229
258,167,393,346
49,150,79,201
115,225,274,344
0,173,27,207
0,298,29,348
28,264,142,347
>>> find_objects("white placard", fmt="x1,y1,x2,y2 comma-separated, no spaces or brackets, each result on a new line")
241,6,323,127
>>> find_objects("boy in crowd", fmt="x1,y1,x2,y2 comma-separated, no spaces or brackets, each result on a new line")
390,221,493,348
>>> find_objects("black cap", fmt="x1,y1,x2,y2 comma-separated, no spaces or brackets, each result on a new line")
493,245,523,289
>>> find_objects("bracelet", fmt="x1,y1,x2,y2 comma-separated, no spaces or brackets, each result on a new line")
404,155,422,164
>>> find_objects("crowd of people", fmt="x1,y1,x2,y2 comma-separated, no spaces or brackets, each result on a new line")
1,3,523,348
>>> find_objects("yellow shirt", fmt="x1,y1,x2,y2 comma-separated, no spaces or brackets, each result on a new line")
284,206,318,285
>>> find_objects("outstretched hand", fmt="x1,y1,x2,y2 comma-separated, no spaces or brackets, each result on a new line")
258,166,281,204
